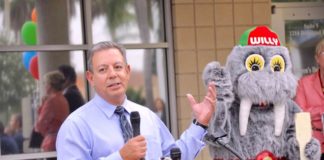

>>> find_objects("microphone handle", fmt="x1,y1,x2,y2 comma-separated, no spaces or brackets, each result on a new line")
130,112,144,159
134,129,143,160
133,129,140,137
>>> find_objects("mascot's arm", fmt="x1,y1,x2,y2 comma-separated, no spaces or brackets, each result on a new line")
202,61,234,146
286,100,321,160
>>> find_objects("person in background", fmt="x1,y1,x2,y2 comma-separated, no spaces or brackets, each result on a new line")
5,113,23,153
35,71,69,154
295,38,324,159
154,98,167,123
56,41,216,160
58,65,85,113
0,120,19,155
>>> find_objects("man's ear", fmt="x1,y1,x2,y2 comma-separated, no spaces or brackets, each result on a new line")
86,71,94,86
126,64,131,74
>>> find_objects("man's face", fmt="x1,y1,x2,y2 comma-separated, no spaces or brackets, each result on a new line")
86,48,130,105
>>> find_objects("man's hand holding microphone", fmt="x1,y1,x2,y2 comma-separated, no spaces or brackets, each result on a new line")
120,111,146,160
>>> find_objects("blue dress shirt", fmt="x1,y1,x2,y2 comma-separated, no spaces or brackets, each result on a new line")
56,94,206,160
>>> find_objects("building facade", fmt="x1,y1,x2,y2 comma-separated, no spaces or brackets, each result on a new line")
1,0,323,159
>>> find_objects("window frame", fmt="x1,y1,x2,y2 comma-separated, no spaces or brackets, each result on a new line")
0,0,177,159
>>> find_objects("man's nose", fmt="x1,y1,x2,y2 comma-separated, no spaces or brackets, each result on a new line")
107,67,118,78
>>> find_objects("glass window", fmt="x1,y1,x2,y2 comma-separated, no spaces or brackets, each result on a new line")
0,0,171,159
92,0,165,44
0,50,86,155
285,19,324,78
126,49,168,124
0,51,37,155
0,0,83,45
0,52,36,126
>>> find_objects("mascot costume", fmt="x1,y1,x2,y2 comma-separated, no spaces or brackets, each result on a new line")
203,26,321,160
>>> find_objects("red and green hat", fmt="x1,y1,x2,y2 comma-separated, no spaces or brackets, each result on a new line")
239,26,280,46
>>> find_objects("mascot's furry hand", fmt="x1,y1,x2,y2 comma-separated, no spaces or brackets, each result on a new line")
202,61,234,145
305,138,321,160
202,61,233,103
203,26,321,160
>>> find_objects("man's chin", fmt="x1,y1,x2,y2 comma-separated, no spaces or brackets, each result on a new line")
108,91,126,99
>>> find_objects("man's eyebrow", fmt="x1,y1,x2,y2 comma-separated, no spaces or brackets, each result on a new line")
97,64,108,68
96,62,124,67
114,61,124,65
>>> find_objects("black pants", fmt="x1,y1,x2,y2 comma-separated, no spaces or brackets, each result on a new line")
321,153,324,160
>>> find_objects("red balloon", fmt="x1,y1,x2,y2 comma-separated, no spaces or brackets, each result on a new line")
29,56,39,80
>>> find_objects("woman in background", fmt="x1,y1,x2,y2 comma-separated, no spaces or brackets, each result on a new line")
154,98,166,123
295,38,324,159
35,71,69,153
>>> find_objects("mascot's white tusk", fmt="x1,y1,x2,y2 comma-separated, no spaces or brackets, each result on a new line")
274,104,285,136
239,98,252,136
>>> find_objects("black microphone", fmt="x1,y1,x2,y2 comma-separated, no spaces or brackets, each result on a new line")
130,111,144,160
130,111,141,137
170,147,181,160
205,133,243,160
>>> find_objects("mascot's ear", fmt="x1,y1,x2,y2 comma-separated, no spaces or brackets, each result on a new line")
202,61,233,102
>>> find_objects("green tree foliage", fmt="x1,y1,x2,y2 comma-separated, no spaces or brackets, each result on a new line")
0,52,36,112
0,32,36,113
10,0,35,33
126,87,145,106
92,0,133,41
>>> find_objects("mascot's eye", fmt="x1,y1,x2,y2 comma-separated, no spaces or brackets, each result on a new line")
245,54,265,72
270,55,285,72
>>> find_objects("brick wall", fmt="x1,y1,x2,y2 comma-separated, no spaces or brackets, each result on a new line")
171,0,271,159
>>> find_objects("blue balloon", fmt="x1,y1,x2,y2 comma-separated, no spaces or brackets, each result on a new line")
22,51,37,71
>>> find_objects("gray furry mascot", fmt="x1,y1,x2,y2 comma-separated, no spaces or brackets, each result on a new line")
203,26,321,160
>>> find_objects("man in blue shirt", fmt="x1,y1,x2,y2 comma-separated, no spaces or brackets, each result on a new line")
56,41,216,160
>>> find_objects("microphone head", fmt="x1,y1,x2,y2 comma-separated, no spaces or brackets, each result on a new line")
130,111,141,136
130,111,140,123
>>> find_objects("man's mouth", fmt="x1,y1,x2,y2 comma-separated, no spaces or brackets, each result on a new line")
108,82,121,88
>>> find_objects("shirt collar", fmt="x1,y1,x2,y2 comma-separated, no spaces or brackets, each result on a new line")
93,94,131,118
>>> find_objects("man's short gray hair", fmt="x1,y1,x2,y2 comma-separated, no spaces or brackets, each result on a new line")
87,41,127,71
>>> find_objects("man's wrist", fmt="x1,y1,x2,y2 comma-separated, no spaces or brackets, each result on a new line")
192,119,208,130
